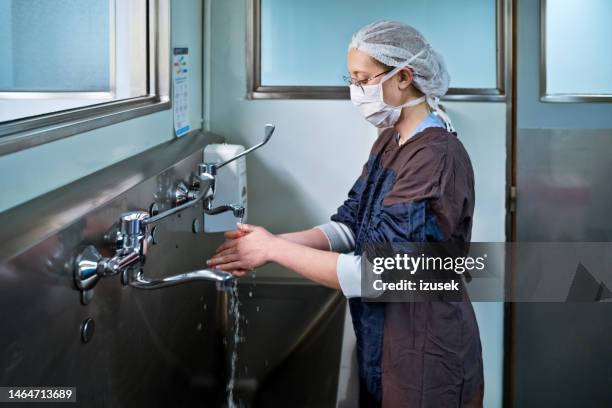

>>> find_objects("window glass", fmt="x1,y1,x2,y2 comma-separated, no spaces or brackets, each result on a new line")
0,0,149,123
0,0,110,92
545,0,612,96
260,0,498,89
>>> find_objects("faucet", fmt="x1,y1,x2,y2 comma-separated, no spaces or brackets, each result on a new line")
74,210,233,295
204,202,245,219
74,124,275,302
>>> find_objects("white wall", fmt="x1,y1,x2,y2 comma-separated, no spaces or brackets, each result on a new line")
205,1,506,407
0,0,203,213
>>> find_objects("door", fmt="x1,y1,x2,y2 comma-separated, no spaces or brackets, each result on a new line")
511,0,612,406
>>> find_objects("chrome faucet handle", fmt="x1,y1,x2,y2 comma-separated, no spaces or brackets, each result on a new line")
215,123,275,170
74,210,150,294
74,245,105,292
119,211,149,250
173,182,198,206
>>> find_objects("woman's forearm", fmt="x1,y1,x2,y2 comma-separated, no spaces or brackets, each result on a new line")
268,237,340,290
277,228,331,251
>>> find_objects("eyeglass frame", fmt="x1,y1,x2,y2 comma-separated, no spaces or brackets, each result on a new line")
342,69,393,92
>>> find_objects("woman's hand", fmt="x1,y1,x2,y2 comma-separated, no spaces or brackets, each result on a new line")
209,224,340,289
215,228,250,276
207,223,279,276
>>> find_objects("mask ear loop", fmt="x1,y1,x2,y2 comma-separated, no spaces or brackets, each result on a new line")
377,64,405,103
378,48,428,104
426,95,455,133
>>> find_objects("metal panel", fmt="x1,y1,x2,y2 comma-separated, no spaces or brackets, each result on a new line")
517,128,612,242
513,128,612,407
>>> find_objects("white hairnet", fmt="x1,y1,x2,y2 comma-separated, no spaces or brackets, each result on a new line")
348,20,455,132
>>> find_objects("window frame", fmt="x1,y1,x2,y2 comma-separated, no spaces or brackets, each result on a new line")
0,0,171,156
246,0,509,102
540,0,612,103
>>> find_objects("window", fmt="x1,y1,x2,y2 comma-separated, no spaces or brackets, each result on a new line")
247,0,509,100
541,0,612,102
0,0,170,154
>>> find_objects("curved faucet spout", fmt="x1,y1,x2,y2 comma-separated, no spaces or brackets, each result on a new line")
127,268,234,290
204,203,245,218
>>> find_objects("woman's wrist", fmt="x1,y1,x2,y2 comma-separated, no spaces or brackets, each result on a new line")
265,235,284,264
275,228,331,251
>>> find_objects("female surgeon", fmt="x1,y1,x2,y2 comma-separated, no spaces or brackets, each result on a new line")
207,20,484,407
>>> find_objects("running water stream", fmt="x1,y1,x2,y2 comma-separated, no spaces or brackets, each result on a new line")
226,217,247,407
226,279,242,407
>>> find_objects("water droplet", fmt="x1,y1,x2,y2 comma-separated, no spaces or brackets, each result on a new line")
196,322,203,331
203,303,207,310
248,291,253,297
256,305,260,312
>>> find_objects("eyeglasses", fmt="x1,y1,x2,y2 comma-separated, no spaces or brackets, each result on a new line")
342,69,392,93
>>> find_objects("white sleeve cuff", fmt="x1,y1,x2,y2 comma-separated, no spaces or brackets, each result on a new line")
315,221,356,253
337,253,362,298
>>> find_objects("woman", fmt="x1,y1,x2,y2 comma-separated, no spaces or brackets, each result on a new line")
208,20,484,407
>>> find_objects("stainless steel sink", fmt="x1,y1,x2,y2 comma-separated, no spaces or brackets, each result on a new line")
0,133,346,407
222,278,345,407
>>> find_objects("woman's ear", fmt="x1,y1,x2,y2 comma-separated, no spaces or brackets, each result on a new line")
396,67,414,90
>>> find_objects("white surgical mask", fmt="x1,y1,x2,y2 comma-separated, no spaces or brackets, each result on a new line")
350,59,425,129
